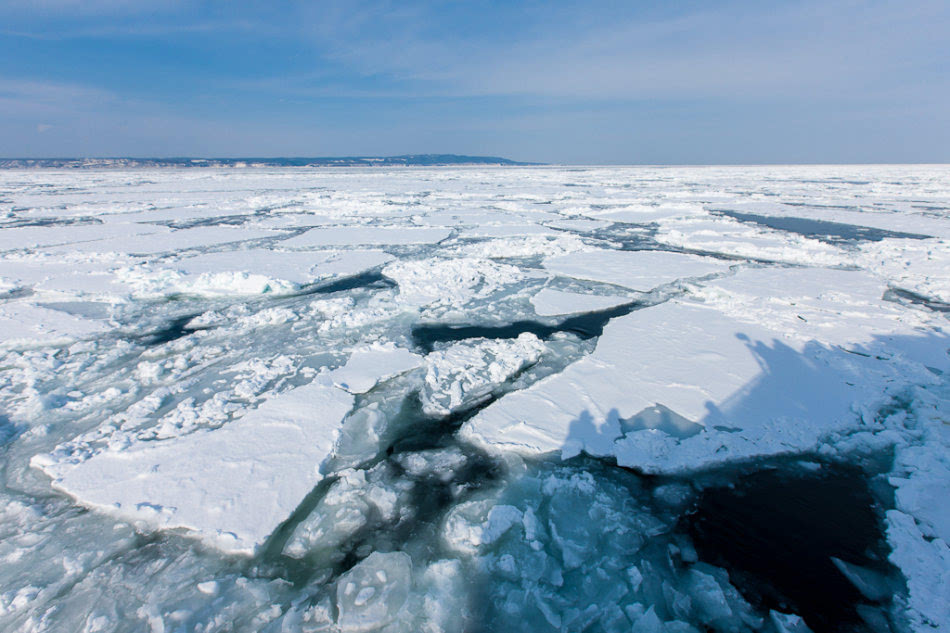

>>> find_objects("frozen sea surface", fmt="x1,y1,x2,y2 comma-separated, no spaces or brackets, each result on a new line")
0,165,948,632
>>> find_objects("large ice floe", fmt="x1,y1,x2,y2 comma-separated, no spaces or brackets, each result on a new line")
0,165,948,632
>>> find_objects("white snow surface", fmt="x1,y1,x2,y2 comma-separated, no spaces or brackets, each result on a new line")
463,265,945,469
530,288,632,316
33,379,355,555
329,343,423,393
542,249,733,291
280,226,451,248
0,300,110,346
119,248,394,298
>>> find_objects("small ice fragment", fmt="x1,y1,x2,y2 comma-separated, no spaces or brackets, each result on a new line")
530,288,631,316
769,610,814,633
196,581,219,596
329,343,423,394
336,551,411,632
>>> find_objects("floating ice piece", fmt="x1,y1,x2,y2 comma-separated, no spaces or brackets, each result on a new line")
119,249,394,298
421,334,545,416
329,343,423,393
769,610,813,633
694,266,948,371
461,300,907,472
454,234,593,259
336,551,412,632
890,442,950,542
47,226,284,255
0,301,109,347
0,259,138,302
175,249,393,285
33,380,355,554
542,250,732,292
655,215,850,267
280,226,451,248
530,288,631,316
383,257,522,307
588,204,706,224
858,237,950,303
458,224,559,238
283,470,372,560
886,510,950,632
0,223,167,252
546,218,611,231
443,500,524,556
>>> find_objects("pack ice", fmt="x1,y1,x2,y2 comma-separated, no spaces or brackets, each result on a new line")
0,165,948,633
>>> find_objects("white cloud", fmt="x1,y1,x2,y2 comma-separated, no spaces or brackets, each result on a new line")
294,0,950,102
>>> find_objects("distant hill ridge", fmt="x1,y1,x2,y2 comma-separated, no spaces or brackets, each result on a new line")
0,154,540,169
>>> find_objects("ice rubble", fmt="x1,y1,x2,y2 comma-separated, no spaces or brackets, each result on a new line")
437,461,766,633
421,334,546,416
382,257,523,308
1,165,948,632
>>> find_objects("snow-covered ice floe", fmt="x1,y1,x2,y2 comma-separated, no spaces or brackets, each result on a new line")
32,379,356,555
1,165,948,632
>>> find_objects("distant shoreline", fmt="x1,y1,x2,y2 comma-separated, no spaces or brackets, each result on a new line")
0,155,541,169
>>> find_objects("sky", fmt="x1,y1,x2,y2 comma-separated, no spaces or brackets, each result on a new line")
1,0,948,164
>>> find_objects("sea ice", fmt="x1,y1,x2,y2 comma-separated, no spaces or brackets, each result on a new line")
336,551,412,632
32,379,355,554
0,300,110,347
329,343,423,394
383,257,523,308
1,165,948,632
0,223,167,252
530,288,632,316
119,249,394,298
279,226,452,248
421,334,546,416
46,225,285,255
461,298,933,472
542,250,733,292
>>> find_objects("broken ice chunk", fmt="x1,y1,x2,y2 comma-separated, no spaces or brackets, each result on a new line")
329,343,423,394
463,299,908,473
336,551,411,632
0,301,110,347
769,610,814,633
421,334,545,416
281,226,451,248
542,250,731,292
530,288,631,316
382,257,522,308
33,379,355,555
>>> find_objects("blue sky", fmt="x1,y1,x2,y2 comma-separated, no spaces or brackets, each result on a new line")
1,0,947,163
